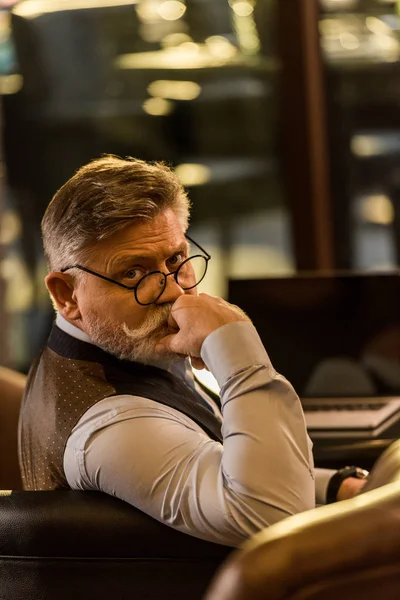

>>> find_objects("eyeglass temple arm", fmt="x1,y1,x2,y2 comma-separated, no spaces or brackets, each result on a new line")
185,234,211,259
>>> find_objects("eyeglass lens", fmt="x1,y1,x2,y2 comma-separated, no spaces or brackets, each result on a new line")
135,255,207,305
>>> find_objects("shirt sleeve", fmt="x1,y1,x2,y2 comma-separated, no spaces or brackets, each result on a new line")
64,321,315,547
315,468,336,504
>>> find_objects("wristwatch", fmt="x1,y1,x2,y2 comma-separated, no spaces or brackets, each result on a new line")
326,465,369,504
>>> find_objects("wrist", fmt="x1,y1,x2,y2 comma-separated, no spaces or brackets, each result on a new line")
201,321,270,387
326,466,369,504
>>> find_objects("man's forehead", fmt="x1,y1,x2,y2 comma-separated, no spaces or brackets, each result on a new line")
93,220,188,268
100,211,185,247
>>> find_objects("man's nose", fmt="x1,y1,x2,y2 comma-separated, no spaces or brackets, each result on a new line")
156,274,185,304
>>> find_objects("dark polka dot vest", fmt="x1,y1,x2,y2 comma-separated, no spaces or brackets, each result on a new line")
19,324,222,490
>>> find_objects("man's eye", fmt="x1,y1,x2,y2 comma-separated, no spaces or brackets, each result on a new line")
124,268,145,281
168,253,185,267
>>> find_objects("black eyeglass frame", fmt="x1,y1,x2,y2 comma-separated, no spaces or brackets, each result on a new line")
60,235,211,306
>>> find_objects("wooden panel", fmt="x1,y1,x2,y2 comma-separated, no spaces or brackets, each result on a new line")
0,97,10,366
277,0,334,270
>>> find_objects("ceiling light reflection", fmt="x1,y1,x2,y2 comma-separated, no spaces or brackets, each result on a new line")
136,1,163,23
339,32,360,50
360,194,394,226
142,97,173,116
231,1,254,17
0,209,21,245
179,41,200,54
157,0,186,21
148,79,201,100
116,44,243,70
205,36,237,59
320,0,358,9
352,135,385,157
175,163,211,186
319,18,343,39
366,16,392,36
13,0,138,18
0,74,23,94
161,32,193,48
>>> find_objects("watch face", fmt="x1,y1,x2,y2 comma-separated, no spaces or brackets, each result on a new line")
354,467,369,479
343,466,369,480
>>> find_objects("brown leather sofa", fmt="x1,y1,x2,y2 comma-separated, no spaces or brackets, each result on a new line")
0,366,230,600
204,440,400,600
0,366,26,490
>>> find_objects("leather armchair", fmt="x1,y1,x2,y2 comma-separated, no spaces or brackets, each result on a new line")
0,367,230,600
0,366,26,490
204,440,400,600
1,490,230,600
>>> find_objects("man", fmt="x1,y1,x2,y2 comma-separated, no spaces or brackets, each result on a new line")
18,155,366,547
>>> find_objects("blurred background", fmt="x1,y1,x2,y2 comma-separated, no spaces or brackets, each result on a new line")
0,0,399,372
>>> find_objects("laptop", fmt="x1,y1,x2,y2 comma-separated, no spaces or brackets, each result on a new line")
224,272,400,438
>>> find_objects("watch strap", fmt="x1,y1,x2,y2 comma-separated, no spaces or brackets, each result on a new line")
326,465,369,504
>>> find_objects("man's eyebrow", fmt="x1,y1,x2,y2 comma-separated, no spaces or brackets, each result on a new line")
110,243,188,271
109,254,153,272
174,241,189,254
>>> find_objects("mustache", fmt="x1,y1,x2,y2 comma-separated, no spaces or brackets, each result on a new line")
122,303,174,340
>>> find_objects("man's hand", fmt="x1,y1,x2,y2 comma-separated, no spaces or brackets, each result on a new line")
337,477,368,501
156,293,249,361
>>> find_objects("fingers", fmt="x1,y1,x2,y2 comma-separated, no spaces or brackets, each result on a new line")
155,333,177,355
167,310,179,330
156,330,194,357
157,293,249,360
156,333,205,366
159,333,203,358
190,356,207,370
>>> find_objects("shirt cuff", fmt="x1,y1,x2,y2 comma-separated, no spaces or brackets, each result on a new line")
315,468,337,505
200,321,276,388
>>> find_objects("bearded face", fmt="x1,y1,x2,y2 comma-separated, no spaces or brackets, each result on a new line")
84,302,178,369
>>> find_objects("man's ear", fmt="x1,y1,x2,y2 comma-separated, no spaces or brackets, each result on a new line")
45,272,81,321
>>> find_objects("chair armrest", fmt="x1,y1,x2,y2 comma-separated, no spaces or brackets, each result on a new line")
0,489,231,559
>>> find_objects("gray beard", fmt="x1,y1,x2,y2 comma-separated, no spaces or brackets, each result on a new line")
84,303,179,370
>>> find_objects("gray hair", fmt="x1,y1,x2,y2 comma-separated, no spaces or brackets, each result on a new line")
42,155,190,272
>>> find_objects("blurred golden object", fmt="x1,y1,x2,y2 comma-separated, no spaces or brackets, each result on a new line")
142,97,173,116
0,75,23,95
147,79,201,100
157,0,186,21
231,1,254,18
205,36,238,60
360,194,395,226
175,163,211,186
0,210,21,245
13,0,139,18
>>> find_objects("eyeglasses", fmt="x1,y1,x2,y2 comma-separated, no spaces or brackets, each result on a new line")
60,235,211,306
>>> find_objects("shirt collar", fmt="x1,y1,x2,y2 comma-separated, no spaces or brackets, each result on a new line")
55,312,192,381
56,313,94,344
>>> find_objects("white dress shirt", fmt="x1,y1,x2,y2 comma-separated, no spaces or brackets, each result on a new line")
60,314,332,546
